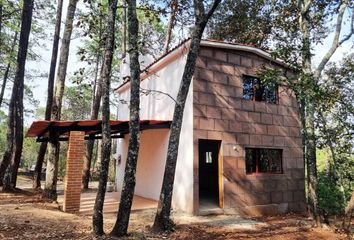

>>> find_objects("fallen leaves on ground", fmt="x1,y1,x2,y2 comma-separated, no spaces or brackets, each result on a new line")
0,190,351,240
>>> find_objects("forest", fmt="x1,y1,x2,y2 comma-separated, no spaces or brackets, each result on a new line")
0,0,353,239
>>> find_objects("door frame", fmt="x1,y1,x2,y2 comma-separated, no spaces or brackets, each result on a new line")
198,139,223,209
218,146,223,208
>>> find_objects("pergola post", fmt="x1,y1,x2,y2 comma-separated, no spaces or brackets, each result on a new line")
63,131,85,213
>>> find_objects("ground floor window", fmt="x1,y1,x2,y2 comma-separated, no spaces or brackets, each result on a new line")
245,148,283,174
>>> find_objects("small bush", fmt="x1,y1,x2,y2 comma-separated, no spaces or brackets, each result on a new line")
317,172,346,216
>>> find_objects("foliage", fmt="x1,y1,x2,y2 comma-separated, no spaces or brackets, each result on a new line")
0,0,54,125
58,142,68,178
62,83,92,120
317,54,354,149
136,8,165,57
21,136,38,168
257,1,354,224
206,0,273,47
317,171,345,215
317,149,354,216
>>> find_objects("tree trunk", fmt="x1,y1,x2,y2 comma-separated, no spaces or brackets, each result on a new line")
82,44,103,189
152,0,220,232
306,102,320,225
92,0,117,236
121,0,127,59
163,0,178,54
0,2,2,43
0,3,2,51
299,0,320,226
342,191,354,231
1,0,33,191
110,0,140,237
33,0,63,189
44,0,78,200
95,139,102,170
0,30,18,108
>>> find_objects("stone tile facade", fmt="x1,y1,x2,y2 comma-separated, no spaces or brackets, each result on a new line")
193,46,306,216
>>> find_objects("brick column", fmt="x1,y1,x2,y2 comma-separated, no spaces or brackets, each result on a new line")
63,131,85,213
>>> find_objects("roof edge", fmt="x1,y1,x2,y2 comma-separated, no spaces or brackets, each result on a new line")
115,39,191,94
114,39,287,93
200,40,286,67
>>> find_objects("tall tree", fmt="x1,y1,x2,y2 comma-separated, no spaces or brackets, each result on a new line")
316,54,354,226
163,0,178,53
297,0,352,226
32,0,63,189
0,1,20,108
80,1,105,190
121,0,127,58
92,0,118,235
343,191,354,231
0,29,18,108
152,0,221,232
111,0,141,236
0,0,33,190
0,2,2,47
260,0,353,226
44,0,78,199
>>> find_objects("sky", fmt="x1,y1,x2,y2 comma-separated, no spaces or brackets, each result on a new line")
20,1,354,126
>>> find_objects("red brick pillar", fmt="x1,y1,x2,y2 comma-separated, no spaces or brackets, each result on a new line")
63,131,85,213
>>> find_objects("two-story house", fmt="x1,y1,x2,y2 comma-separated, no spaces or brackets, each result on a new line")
115,39,306,216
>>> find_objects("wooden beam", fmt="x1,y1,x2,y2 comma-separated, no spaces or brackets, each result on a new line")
36,134,125,142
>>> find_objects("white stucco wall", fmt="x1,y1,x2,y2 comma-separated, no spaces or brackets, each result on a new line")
117,55,188,121
172,89,193,213
116,129,169,200
115,53,194,213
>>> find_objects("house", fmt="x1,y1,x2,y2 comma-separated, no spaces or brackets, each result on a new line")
115,39,306,216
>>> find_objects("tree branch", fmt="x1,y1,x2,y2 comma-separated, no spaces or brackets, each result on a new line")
193,0,221,24
338,8,354,45
139,86,177,103
315,0,350,79
299,0,312,15
205,0,222,21
194,0,205,23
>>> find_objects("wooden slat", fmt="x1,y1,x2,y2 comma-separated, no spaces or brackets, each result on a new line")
218,143,223,209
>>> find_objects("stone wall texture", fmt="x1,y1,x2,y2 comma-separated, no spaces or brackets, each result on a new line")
193,46,306,216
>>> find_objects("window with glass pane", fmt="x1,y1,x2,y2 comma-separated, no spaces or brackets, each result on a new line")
245,149,257,173
245,148,283,174
242,75,278,104
206,152,213,164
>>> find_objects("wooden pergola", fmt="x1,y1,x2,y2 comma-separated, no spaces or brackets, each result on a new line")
27,120,171,213
27,120,171,142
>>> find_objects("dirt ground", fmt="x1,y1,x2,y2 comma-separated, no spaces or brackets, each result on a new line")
1,176,352,239
0,188,352,240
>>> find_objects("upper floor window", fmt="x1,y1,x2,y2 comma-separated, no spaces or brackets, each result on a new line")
243,75,278,104
245,148,283,174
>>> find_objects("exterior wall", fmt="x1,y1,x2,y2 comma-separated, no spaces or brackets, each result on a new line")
193,46,305,215
116,129,169,200
117,55,188,121
115,53,194,213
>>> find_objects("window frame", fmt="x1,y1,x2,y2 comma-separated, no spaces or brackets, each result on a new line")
242,75,278,104
245,148,283,175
